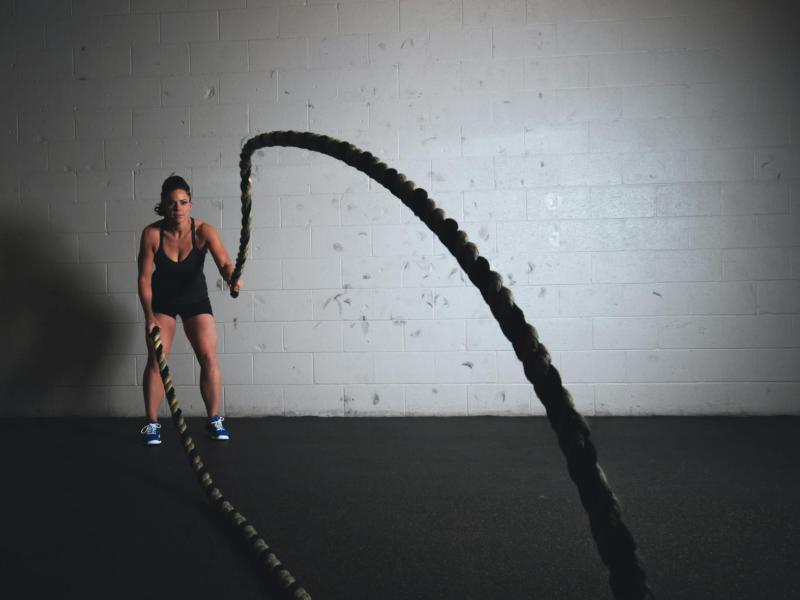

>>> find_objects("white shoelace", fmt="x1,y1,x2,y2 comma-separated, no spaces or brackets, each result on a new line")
210,418,225,431
141,423,162,435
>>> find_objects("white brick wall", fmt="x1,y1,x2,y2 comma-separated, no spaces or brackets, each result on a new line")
3,0,798,417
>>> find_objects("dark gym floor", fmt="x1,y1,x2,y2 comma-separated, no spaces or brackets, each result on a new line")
4,416,799,600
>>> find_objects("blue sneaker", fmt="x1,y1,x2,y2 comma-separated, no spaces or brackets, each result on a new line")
141,422,162,446
206,416,230,441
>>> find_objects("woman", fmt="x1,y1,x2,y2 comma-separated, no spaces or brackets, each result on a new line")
137,175,242,445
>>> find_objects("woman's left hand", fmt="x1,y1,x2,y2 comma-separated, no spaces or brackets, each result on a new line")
229,277,243,294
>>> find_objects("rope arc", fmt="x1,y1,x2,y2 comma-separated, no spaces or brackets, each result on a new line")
230,130,654,600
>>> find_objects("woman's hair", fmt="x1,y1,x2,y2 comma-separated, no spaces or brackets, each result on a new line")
154,174,191,216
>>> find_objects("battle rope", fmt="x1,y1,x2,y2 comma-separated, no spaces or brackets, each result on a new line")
229,131,654,600
146,326,311,600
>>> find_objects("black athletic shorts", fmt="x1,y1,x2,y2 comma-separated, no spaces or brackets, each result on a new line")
152,297,213,320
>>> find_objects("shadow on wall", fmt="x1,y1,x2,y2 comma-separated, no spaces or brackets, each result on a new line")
0,216,121,416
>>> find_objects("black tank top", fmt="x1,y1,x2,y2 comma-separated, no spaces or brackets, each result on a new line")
152,218,209,305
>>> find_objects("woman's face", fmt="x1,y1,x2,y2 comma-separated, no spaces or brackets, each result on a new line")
165,189,191,224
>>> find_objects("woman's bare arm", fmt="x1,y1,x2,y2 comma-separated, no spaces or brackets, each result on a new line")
201,222,243,293
137,226,158,329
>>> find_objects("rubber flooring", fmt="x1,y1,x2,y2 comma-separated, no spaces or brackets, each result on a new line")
4,416,799,599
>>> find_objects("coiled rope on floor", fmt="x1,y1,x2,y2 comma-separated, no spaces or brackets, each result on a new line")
228,131,654,600
146,326,311,600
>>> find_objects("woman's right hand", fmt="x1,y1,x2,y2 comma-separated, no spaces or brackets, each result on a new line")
146,318,159,334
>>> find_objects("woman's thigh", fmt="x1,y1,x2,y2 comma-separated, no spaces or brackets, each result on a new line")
182,313,218,362
147,313,177,362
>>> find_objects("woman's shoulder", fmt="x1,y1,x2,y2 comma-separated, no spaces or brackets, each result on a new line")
195,219,219,239
194,219,219,250
144,219,165,230
139,221,163,254
142,220,164,238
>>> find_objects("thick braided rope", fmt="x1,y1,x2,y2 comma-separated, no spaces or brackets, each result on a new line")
231,131,654,600
146,327,311,600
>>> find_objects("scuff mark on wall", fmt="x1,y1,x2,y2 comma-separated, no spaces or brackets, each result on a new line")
323,292,346,315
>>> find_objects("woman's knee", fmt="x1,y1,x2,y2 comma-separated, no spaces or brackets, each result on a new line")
197,352,218,371
146,354,167,372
